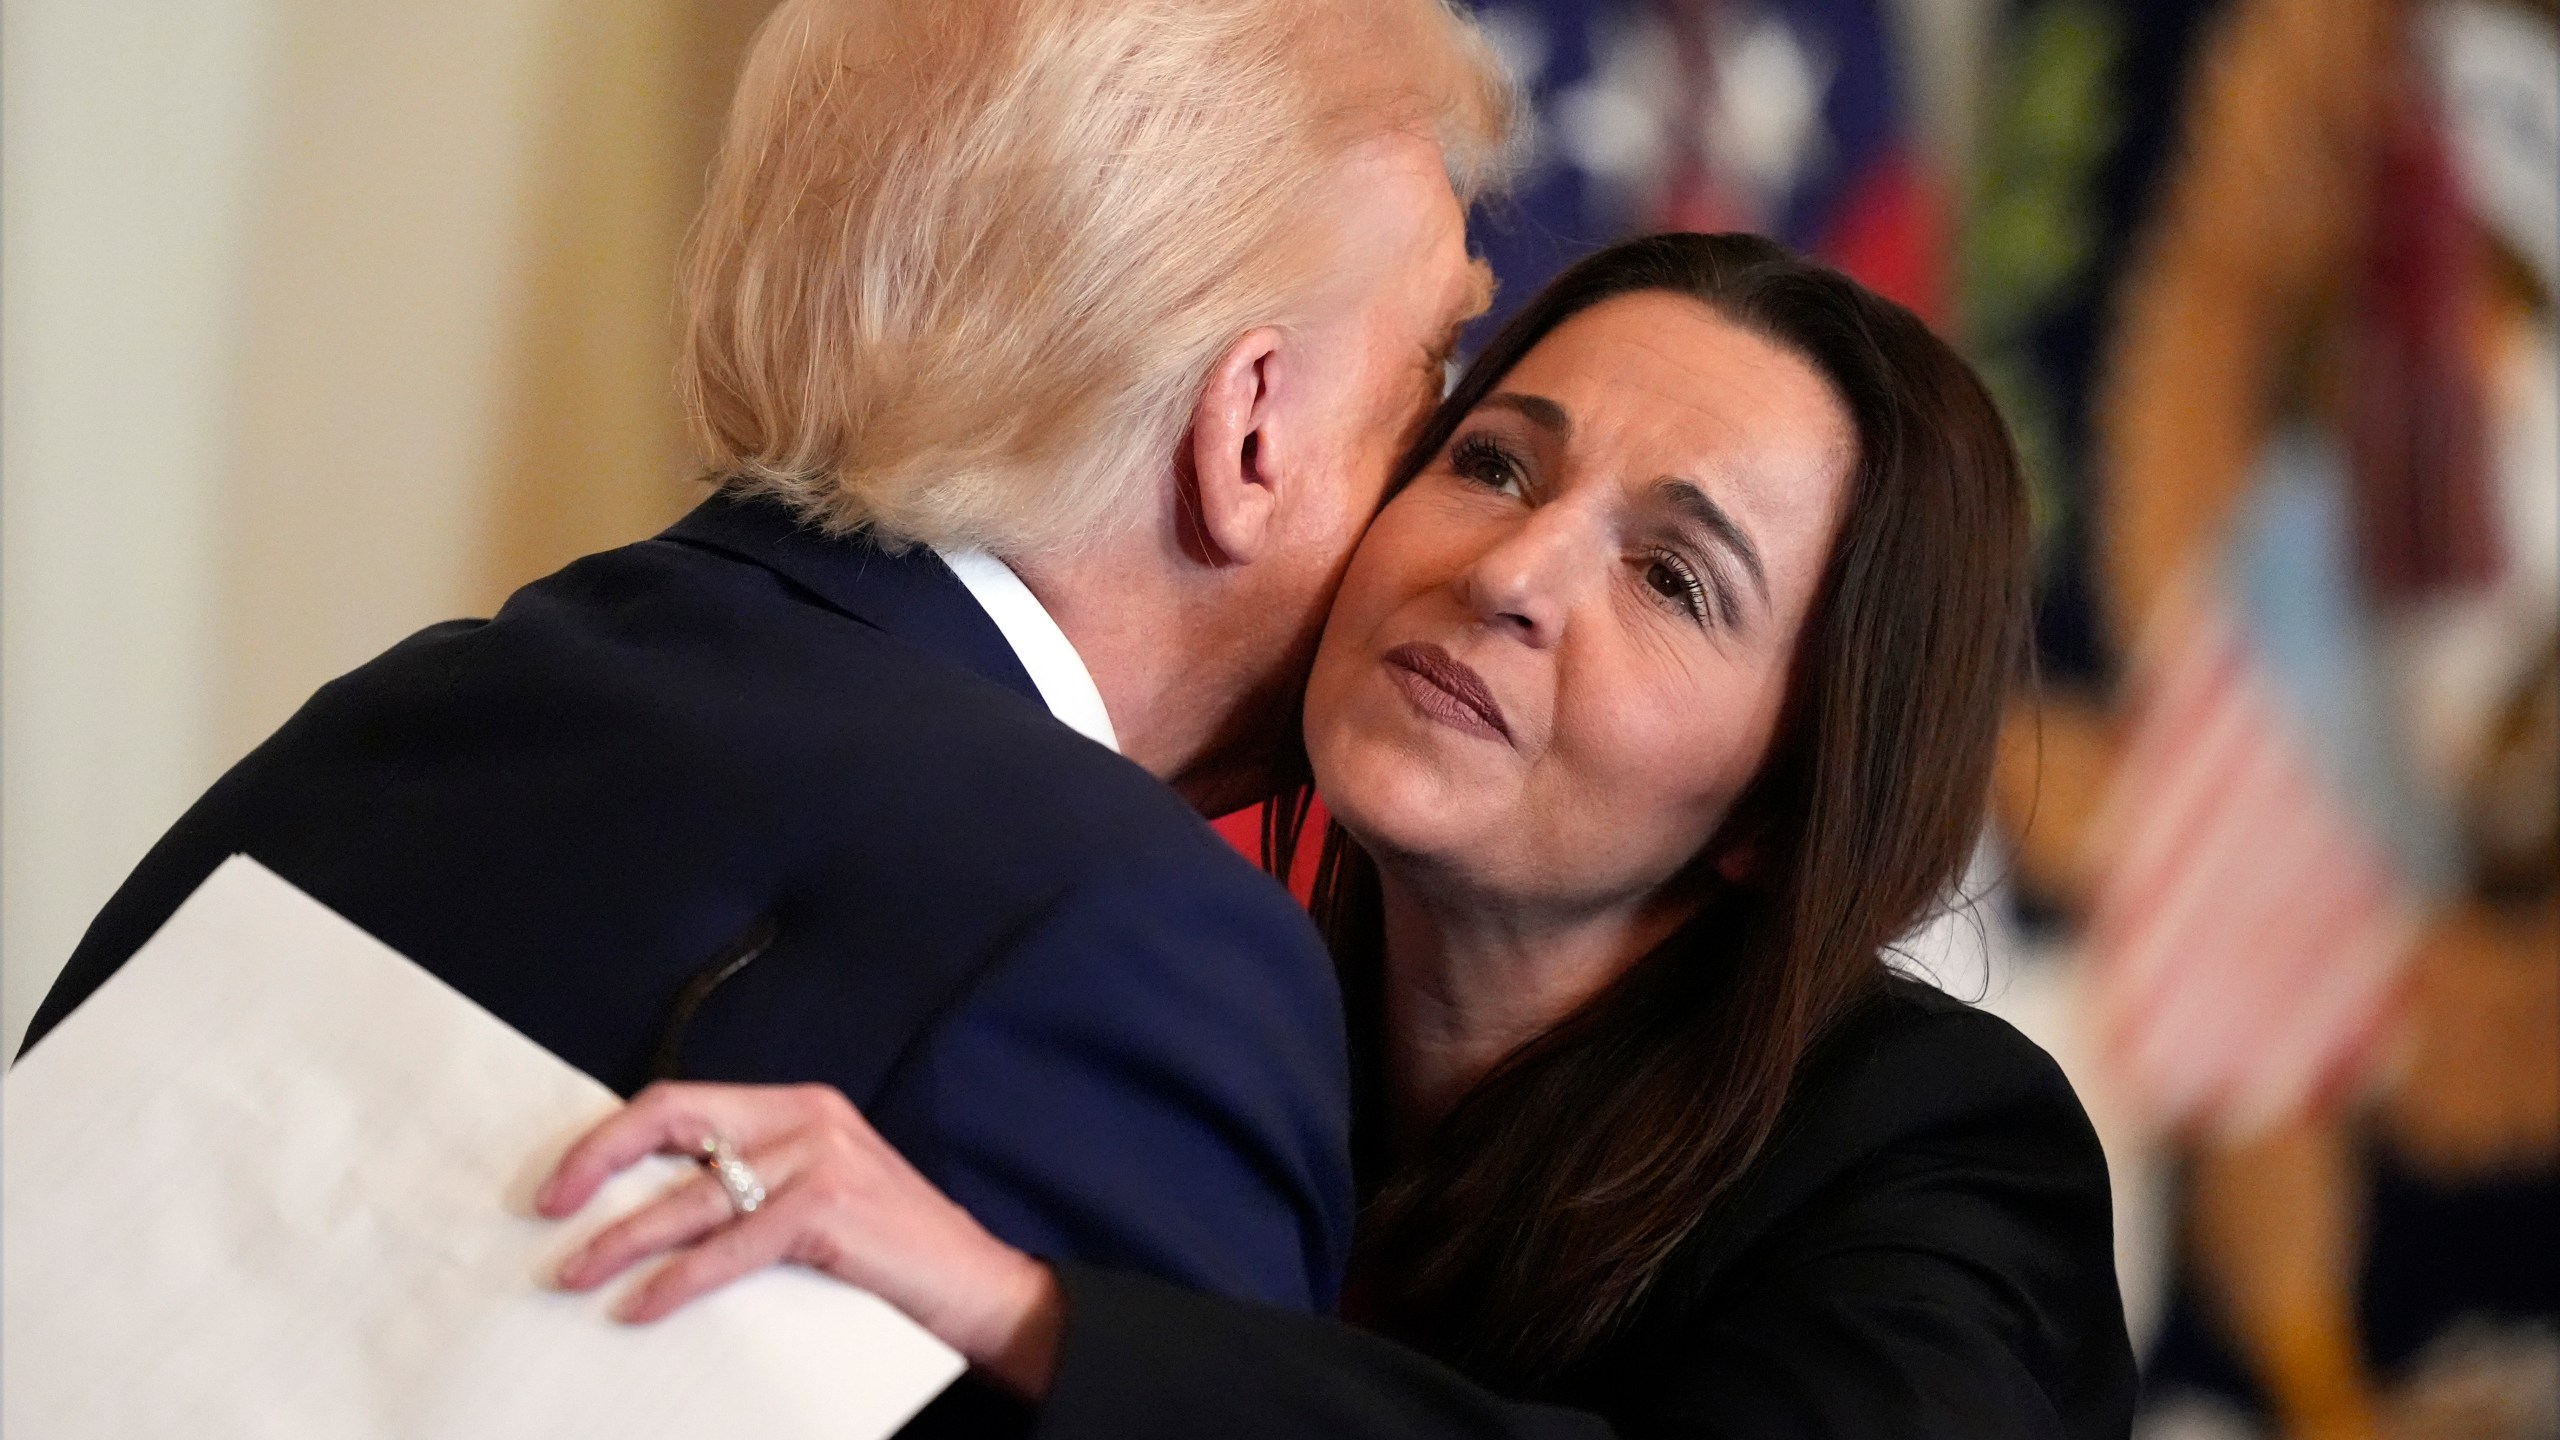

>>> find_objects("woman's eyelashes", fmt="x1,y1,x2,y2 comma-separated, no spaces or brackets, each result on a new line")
1639,547,1726,627
1449,429,1736,630
1640,549,1708,623
1450,432,1528,499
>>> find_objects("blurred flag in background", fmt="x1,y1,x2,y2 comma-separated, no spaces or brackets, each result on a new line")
1458,0,1943,338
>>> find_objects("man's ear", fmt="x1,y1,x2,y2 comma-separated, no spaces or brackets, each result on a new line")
1184,327,1287,567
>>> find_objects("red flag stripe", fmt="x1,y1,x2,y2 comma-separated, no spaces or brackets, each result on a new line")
2088,588,2416,1137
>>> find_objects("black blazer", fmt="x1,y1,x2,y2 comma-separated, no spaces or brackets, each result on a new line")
1032,977,2139,1439
24,491,1353,1316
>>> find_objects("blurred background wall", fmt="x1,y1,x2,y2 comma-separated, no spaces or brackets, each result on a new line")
5,3,2553,1436
3,0,771,1053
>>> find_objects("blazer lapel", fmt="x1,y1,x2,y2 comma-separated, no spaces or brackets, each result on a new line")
660,490,1042,706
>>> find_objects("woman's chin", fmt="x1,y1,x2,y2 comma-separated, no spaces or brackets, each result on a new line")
1308,731,1490,872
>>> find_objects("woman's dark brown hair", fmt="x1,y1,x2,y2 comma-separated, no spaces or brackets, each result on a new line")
1266,233,2032,1388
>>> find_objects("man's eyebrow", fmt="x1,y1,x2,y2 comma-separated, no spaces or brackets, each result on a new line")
1457,257,1496,324
1425,260,1495,378
1481,391,1571,438
1425,318,1467,371
1658,477,1767,604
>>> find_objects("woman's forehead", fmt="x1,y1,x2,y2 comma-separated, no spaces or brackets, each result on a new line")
1495,295,1854,503
1509,298,1845,445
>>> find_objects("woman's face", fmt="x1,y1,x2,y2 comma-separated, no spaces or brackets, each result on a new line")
1305,291,1854,922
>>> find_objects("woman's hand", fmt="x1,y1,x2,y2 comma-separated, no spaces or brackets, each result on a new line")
536,1081,1064,1398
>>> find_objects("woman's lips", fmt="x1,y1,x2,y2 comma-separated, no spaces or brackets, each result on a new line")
1381,642,1512,744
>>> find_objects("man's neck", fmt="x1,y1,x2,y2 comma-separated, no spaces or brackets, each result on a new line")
1009,548,1285,816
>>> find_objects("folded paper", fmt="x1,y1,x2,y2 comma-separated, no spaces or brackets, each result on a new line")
4,855,963,1438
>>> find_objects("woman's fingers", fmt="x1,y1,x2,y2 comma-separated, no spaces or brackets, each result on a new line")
613,1186,824,1324
536,1081,843,1219
554,1169,741,1292
535,1081,970,1336
537,1084,719,1218
581,1126,897,1323
548,1094,1057,1391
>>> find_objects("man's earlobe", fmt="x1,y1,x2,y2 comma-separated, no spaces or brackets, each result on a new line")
1186,328,1286,567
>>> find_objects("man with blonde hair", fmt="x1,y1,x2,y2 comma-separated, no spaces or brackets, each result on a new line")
28,0,1510,1412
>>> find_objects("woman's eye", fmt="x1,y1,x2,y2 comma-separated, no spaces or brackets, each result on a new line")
1642,552,1713,624
1451,435,1526,499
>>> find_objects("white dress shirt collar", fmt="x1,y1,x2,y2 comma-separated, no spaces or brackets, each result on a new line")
933,547,1121,754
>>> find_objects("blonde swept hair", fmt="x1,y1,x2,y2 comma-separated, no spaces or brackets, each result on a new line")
678,0,1516,557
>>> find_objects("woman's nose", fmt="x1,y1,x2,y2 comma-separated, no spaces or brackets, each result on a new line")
1453,513,1582,647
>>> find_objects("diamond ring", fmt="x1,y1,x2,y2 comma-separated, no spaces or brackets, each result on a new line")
698,1132,766,1216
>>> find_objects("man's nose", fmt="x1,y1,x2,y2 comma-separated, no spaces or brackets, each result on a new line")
1453,511,1586,648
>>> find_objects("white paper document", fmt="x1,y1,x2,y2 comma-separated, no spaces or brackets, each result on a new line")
4,855,964,1438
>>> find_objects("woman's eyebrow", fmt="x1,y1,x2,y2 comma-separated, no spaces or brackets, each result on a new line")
1657,478,1767,604
1481,391,1571,438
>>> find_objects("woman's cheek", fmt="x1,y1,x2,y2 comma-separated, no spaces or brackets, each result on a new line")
1309,696,1442,856
1567,691,1744,882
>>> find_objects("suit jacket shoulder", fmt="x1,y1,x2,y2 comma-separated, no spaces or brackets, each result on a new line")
1031,974,2137,1440
1588,974,2136,1435
24,495,1351,1313
1664,976,2105,1283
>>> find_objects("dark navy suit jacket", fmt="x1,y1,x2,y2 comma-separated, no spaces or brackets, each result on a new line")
24,491,1353,1319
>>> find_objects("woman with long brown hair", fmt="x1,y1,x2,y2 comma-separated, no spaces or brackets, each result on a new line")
541,233,2137,1437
